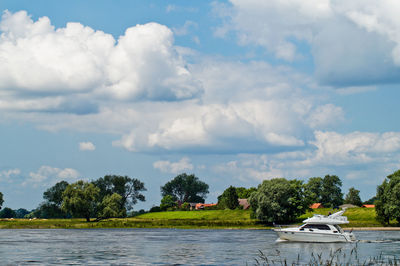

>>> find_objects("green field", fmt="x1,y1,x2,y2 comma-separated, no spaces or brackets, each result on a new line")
0,208,390,229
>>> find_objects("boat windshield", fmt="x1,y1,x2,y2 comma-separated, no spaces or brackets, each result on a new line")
301,224,331,230
333,224,344,233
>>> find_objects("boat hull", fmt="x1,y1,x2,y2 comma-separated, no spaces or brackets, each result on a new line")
274,229,354,243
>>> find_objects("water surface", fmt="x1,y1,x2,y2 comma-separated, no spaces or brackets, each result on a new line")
0,229,399,265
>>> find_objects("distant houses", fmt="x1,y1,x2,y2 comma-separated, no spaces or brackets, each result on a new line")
362,204,375,208
238,199,250,210
310,203,324,209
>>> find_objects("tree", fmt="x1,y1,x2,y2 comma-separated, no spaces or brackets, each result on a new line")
235,187,257,199
98,193,126,219
15,208,30,218
41,181,69,218
0,207,16,218
43,181,69,206
344,187,362,206
364,196,377,205
320,175,343,208
93,175,146,213
161,173,209,203
304,177,323,204
160,195,177,211
249,178,308,224
0,192,3,210
218,186,239,210
375,170,400,225
62,180,100,222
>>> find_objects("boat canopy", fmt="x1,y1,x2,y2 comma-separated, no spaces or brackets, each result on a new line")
302,209,349,225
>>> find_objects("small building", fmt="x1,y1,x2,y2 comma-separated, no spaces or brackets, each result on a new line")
238,199,250,210
362,204,375,208
310,203,324,209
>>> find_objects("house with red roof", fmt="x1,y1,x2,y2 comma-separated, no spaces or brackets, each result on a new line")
310,203,324,209
362,204,375,208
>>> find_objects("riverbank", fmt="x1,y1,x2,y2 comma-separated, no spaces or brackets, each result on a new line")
0,208,397,229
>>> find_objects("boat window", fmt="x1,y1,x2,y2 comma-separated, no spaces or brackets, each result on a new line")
302,224,331,230
333,225,344,233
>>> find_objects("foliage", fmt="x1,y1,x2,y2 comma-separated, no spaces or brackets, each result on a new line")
149,206,161,212
93,175,146,212
235,187,257,199
249,178,308,224
304,177,323,204
344,187,363,206
30,203,69,219
61,180,100,222
0,192,3,210
364,196,377,205
40,181,69,218
160,195,177,211
15,208,30,218
320,175,343,208
218,186,239,210
161,173,209,203
98,193,126,219
43,181,69,206
0,207,16,218
375,169,400,225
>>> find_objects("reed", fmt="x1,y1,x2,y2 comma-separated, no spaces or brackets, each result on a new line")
253,245,399,266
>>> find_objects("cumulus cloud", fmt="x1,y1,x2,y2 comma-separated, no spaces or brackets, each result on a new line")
215,0,400,86
153,157,194,174
24,166,80,187
0,10,202,114
0,10,354,156
0,168,21,182
214,131,400,182
79,141,96,151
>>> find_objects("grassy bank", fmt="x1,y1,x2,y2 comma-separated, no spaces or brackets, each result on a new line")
0,210,266,229
0,208,391,229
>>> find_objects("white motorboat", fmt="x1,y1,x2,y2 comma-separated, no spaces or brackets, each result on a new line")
274,209,356,242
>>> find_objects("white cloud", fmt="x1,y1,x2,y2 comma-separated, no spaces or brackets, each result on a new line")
25,166,80,187
0,168,20,182
153,157,194,174
79,141,96,151
215,0,400,86
0,10,202,114
213,130,400,183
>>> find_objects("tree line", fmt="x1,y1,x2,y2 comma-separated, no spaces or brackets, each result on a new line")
0,170,399,224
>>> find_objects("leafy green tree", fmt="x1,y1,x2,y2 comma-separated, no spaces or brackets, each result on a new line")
44,181,69,206
344,187,362,206
249,178,308,224
161,173,209,203
375,170,400,225
98,193,126,219
40,181,69,218
304,177,323,204
235,187,257,199
218,186,239,210
62,180,100,222
0,192,3,210
321,175,343,208
15,208,30,218
160,195,177,211
364,196,377,205
0,207,16,218
93,175,146,213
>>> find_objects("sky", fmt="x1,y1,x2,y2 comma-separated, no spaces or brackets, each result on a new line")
1,0,400,211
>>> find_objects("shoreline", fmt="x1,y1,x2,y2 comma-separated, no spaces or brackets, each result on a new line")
345,227,400,231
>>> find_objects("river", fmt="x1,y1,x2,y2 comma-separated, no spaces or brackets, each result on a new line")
0,229,399,265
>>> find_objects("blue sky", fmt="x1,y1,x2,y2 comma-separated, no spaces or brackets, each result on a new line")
1,0,400,211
